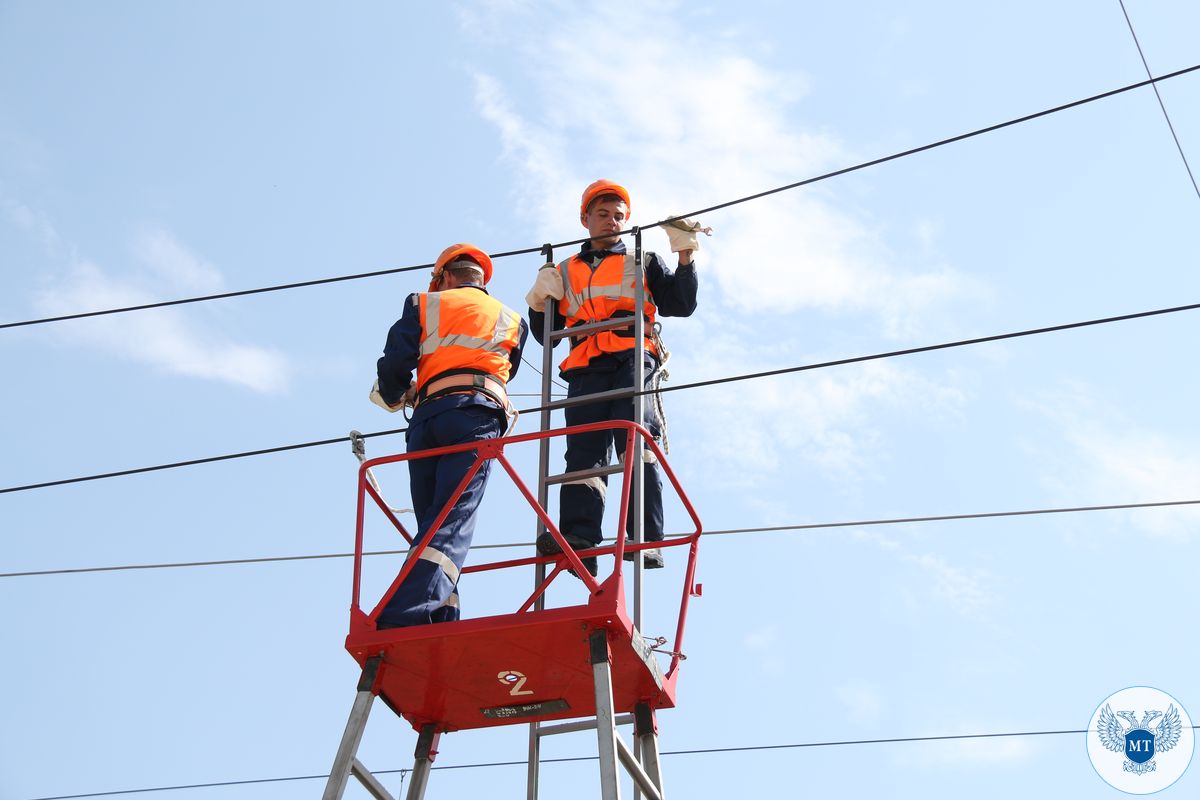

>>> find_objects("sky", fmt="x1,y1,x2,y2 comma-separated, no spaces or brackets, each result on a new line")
2,1,1199,798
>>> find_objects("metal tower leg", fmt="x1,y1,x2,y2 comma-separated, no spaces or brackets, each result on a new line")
405,724,441,800
635,703,665,798
323,657,384,800
590,629,622,800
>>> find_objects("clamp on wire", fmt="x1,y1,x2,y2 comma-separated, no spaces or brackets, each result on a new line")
349,430,413,516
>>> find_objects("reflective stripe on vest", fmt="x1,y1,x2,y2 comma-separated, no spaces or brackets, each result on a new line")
416,288,521,396
556,252,658,372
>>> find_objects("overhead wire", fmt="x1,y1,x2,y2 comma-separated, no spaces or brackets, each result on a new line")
2,63,1199,333
4,497,1197,579
3,297,1199,496
9,38,1200,800
1117,0,1200,202
27,724,1200,799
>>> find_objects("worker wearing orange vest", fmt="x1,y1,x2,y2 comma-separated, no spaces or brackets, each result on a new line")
526,180,700,575
371,243,528,627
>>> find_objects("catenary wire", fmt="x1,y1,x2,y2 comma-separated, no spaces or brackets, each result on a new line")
3,297,1198,496
12,56,1200,800
2,63,1198,333
26,725,1200,799
3,497,1197,578
1118,0,1200,202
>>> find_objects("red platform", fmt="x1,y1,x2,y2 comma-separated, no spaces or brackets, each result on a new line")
344,421,702,734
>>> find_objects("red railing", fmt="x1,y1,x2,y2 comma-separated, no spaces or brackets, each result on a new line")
350,420,702,677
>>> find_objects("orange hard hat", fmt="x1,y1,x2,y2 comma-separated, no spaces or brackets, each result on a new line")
580,179,631,218
430,243,493,291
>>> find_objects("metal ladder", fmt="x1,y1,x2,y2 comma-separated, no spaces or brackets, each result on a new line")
526,230,663,799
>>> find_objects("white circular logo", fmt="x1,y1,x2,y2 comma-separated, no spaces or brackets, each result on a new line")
1087,686,1194,794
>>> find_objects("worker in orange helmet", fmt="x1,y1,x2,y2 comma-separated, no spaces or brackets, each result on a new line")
370,243,528,627
525,180,703,576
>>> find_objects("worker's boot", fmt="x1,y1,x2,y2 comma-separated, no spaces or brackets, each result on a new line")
536,533,598,578
623,546,665,569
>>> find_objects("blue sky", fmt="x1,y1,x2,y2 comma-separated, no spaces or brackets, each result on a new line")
2,1,1199,798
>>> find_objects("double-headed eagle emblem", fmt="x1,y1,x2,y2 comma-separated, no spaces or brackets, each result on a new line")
1097,703,1183,775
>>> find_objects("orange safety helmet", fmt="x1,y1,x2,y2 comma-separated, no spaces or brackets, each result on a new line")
429,243,493,291
580,179,631,219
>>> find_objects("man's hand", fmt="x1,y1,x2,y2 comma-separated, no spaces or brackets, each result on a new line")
525,264,565,311
369,379,408,412
663,216,712,260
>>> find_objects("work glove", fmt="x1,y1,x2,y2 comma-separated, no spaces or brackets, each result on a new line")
368,379,414,413
662,216,713,253
525,264,564,312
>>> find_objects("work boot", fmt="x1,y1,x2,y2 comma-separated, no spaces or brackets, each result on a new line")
536,533,598,578
623,547,665,569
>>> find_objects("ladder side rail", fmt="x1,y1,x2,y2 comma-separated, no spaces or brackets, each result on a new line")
630,227,647,800
323,657,384,800
591,630,623,800
634,703,665,799
406,725,441,800
530,242,556,800
631,227,647,635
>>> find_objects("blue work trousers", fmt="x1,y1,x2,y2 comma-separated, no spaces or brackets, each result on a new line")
378,402,503,627
560,355,665,547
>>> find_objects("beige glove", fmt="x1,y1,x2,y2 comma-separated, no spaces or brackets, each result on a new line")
525,264,565,311
369,379,413,413
662,216,713,253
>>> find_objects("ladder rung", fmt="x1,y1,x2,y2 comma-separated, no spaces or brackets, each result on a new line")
350,758,396,800
536,714,635,737
546,317,635,342
544,386,639,412
543,463,625,486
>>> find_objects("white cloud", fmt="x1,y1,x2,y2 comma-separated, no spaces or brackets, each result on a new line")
466,3,973,479
836,683,884,726
906,732,1033,767
32,238,289,394
742,623,787,676
854,530,995,617
3,197,61,254
133,228,225,294
673,340,966,483
1028,386,1200,539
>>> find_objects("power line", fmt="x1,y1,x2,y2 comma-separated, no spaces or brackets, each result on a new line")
1118,0,1200,202
4,497,1196,579
29,724,1200,799
4,63,1198,333
3,297,1198,496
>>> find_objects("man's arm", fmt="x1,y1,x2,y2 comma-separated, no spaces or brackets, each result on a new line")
507,317,530,380
646,252,698,317
376,293,421,405
528,304,567,348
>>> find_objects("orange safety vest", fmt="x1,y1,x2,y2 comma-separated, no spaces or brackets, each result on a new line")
416,287,522,402
556,252,658,372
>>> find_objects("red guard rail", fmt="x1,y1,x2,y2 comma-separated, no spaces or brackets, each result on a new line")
350,420,702,679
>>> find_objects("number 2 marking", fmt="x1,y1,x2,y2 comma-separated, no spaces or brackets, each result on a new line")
498,670,534,696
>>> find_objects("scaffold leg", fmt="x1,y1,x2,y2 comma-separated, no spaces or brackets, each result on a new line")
323,657,385,800
590,629,622,800
634,703,665,799
406,724,441,800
